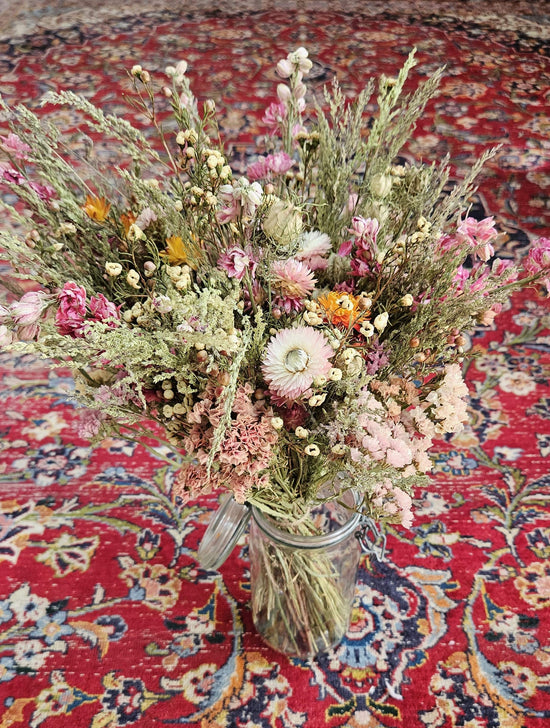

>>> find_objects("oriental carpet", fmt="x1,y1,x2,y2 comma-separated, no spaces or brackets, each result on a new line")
0,4,550,727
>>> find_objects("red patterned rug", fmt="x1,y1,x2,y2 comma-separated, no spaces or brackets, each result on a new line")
1,5,550,727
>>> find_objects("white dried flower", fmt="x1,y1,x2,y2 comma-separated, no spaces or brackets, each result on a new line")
126,270,141,289
374,312,389,332
271,417,284,430
328,367,342,381
308,393,326,407
313,374,327,387
370,173,393,198
295,426,309,439
304,444,320,457
359,321,375,338
399,294,414,307
331,443,346,455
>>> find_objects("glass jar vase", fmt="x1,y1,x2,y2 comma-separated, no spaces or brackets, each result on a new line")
249,490,361,658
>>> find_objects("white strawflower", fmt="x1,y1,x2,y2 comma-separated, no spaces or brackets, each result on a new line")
262,326,333,400
106,262,122,277
271,417,284,430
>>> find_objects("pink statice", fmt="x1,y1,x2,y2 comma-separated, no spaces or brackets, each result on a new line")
371,479,414,528
89,294,120,326
262,325,333,400
55,282,87,337
293,231,332,270
218,245,257,281
457,216,497,261
247,152,293,181
524,236,550,294
0,164,55,201
262,101,287,134
270,259,315,313
425,363,469,435
0,133,31,160
10,291,52,327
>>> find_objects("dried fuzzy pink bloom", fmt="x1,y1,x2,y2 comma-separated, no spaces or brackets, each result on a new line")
294,231,332,270
247,152,293,181
271,259,315,313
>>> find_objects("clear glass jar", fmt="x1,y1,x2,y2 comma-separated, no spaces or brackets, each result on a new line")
249,489,361,658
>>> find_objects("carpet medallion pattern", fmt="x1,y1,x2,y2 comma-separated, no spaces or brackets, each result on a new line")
0,6,549,727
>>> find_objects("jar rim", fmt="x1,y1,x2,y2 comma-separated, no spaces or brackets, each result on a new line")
251,491,362,549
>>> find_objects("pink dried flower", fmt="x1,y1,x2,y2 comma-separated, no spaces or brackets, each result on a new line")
247,152,293,181
0,133,31,160
457,216,497,261
262,101,287,134
55,282,87,338
89,294,120,326
135,207,158,229
492,259,519,285
10,291,52,327
524,236,550,294
294,231,332,270
271,259,315,313
262,325,333,400
218,245,257,281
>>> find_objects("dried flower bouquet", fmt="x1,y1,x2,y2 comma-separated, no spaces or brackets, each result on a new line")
1,48,549,654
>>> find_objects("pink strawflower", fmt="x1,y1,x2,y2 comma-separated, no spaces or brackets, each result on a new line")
0,133,31,160
10,291,52,327
218,245,257,281
262,325,333,400
524,236,550,294
294,231,332,270
89,294,120,326
55,282,87,338
457,216,497,261
271,259,315,313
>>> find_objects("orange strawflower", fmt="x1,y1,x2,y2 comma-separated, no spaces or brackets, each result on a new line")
83,195,111,222
317,291,370,328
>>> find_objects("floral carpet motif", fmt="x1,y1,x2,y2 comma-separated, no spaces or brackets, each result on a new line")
1,5,550,727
